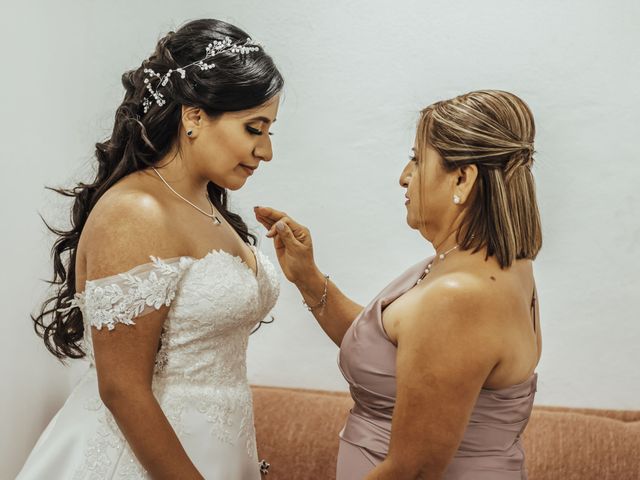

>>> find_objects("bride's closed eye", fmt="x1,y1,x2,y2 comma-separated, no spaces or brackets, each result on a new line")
246,125,274,136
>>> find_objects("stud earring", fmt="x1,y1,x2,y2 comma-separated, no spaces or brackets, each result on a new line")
186,130,193,137
453,194,461,204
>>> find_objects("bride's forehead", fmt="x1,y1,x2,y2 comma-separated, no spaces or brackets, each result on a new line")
227,96,280,121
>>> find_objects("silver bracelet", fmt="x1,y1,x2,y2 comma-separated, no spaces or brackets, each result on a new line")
302,274,330,314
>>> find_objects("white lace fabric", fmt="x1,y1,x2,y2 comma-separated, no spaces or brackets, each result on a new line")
19,246,280,479
71,255,190,332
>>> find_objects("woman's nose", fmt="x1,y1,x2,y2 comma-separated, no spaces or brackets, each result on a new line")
399,162,412,187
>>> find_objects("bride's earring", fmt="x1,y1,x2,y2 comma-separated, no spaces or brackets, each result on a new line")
186,129,193,137
453,194,461,204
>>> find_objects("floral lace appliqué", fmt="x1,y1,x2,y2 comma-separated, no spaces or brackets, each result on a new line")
71,256,190,331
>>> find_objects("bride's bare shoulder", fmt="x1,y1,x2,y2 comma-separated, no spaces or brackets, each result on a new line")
86,171,166,228
77,170,180,275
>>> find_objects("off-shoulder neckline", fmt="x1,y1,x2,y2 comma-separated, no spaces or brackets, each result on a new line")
77,244,261,295
155,244,259,278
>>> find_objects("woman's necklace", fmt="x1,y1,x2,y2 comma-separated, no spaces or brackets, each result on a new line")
416,244,459,285
152,167,222,225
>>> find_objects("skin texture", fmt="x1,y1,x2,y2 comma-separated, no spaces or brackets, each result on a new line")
255,135,541,480
75,95,279,479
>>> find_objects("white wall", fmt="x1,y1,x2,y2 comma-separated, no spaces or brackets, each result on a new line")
2,0,638,477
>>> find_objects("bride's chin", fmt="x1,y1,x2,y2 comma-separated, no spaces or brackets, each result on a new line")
226,183,245,191
217,176,247,191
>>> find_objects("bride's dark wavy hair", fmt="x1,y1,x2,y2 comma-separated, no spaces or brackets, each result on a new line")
33,19,284,361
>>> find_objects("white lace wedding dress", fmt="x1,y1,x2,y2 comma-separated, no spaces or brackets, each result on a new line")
17,244,279,480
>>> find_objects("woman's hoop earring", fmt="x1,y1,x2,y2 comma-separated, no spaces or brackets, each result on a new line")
186,130,193,137
453,195,461,204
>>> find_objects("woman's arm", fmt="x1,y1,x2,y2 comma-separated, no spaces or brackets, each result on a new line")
84,194,204,479
292,264,363,346
364,275,502,480
254,206,363,346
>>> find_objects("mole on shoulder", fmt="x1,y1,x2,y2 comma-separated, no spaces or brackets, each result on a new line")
490,276,496,281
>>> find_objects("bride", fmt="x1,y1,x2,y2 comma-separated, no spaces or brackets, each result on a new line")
19,19,282,479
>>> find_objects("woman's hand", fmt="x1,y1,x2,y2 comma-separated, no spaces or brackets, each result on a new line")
253,206,318,285
254,206,364,347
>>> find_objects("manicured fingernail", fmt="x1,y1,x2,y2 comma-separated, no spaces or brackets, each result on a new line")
276,221,285,231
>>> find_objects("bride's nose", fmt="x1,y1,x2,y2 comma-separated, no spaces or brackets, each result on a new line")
254,136,273,162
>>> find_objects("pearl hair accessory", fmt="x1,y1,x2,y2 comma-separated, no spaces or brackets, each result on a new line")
142,37,261,114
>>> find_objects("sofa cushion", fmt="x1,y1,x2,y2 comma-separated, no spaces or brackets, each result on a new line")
523,406,640,480
253,386,351,479
252,386,640,480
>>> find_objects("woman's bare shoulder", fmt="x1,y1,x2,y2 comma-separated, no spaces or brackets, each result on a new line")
396,269,508,343
78,171,184,279
401,261,536,354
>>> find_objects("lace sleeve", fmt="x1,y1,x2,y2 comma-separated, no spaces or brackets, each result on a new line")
68,255,193,331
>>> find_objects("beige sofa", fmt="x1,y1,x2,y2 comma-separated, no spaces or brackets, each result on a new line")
251,386,640,480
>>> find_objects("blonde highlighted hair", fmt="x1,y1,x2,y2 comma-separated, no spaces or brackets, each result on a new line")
417,90,542,268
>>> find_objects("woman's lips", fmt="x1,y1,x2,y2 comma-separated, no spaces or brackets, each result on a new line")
240,165,255,176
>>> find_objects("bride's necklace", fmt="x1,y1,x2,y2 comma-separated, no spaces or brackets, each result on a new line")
152,167,222,225
416,244,459,285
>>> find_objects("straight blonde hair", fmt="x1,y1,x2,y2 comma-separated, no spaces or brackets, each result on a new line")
416,90,542,268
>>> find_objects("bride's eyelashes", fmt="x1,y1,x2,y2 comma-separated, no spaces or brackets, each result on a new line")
246,125,274,136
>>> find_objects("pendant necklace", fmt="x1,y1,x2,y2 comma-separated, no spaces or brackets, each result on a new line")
152,167,222,225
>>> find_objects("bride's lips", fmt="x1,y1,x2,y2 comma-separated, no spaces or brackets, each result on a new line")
240,164,258,176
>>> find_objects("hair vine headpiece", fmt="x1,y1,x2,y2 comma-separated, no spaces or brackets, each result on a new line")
142,37,261,114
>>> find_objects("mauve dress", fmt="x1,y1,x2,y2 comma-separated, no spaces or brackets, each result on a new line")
337,258,537,480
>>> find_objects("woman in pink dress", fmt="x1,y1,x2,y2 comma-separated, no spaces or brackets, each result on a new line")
256,90,542,479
